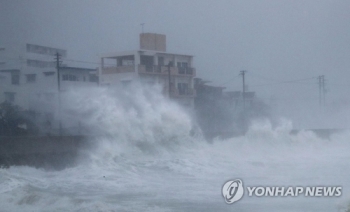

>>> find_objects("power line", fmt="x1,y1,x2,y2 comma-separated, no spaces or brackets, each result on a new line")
250,82,317,87
250,73,317,84
219,75,240,86
248,77,317,87
251,73,317,83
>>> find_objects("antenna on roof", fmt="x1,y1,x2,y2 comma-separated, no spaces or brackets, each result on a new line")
140,23,145,34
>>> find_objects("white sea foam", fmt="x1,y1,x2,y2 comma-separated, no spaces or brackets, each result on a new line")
1,84,350,212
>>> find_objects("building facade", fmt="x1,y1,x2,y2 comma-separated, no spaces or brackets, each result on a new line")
0,43,71,107
99,33,196,107
0,43,98,134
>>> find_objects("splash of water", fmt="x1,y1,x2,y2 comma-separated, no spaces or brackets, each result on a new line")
1,84,350,212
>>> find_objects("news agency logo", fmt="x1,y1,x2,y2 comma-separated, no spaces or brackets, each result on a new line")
222,179,342,204
222,179,244,204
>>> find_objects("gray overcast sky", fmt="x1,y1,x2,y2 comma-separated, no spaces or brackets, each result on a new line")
1,0,350,105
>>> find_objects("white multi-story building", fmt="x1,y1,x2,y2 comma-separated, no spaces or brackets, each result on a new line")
99,33,196,107
0,43,99,103
0,43,67,108
0,43,98,132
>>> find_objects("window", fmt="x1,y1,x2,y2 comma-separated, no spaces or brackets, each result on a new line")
11,74,19,85
178,83,189,95
177,62,188,68
178,62,188,74
122,59,134,66
26,74,36,83
62,74,78,81
27,59,55,68
26,44,67,57
89,75,98,82
43,72,55,76
158,56,164,66
140,55,154,67
4,92,15,102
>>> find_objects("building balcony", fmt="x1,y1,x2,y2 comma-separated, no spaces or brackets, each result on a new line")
177,67,196,76
138,65,196,76
101,65,135,74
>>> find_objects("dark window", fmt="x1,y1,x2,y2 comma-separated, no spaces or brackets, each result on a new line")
27,59,55,68
70,75,77,81
178,83,189,95
43,72,55,76
178,62,188,74
26,44,67,57
158,56,164,66
11,74,19,85
62,74,78,81
141,56,154,66
89,75,99,82
26,74,36,83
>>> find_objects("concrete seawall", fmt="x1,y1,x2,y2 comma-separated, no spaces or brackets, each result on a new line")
0,129,347,169
0,136,90,170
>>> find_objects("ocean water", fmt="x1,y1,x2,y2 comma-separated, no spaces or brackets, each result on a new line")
1,85,350,212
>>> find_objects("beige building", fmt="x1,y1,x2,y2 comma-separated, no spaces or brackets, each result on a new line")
99,33,196,107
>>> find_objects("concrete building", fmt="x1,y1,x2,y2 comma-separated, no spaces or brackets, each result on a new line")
0,43,98,133
0,43,99,105
99,33,196,107
0,43,67,107
194,77,258,139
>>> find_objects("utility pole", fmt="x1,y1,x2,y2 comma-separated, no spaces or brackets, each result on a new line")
240,70,247,111
318,76,322,106
318,75,326,106
168,61,173,98
322,76,326,106
239,70,248,132
55,52,62,135
140,23,145,34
